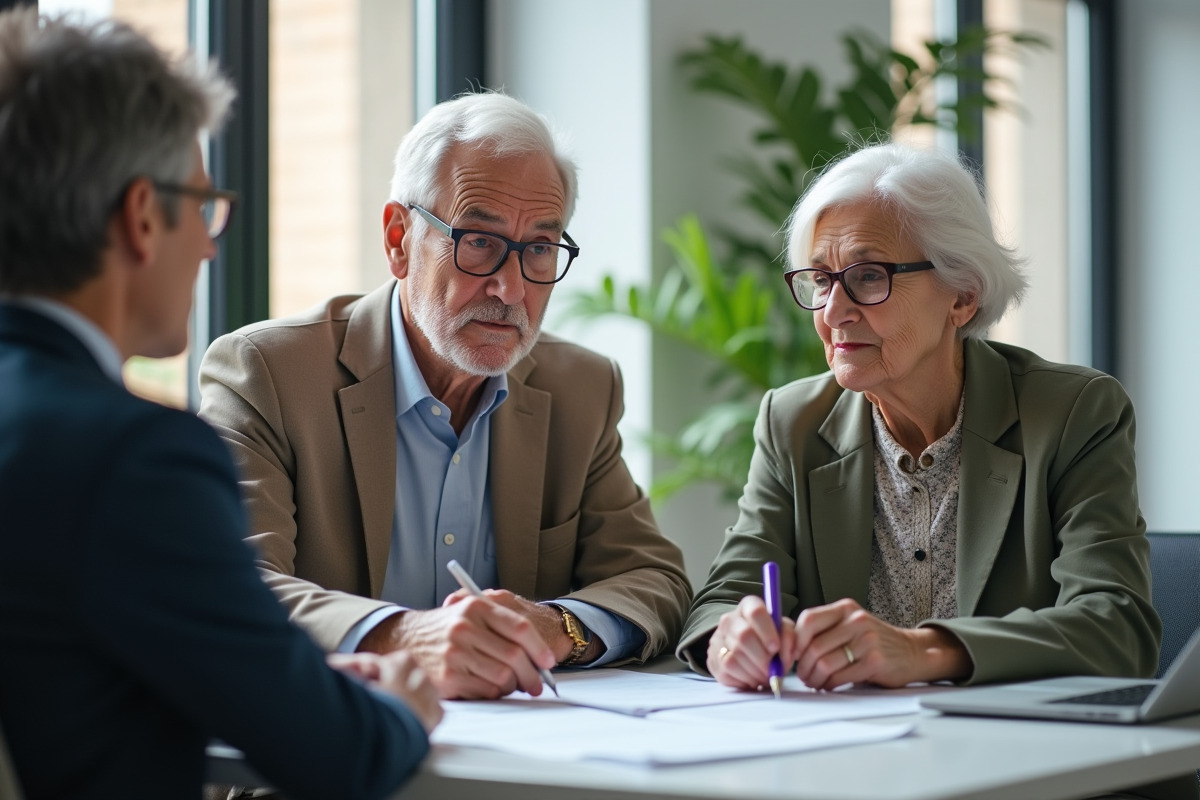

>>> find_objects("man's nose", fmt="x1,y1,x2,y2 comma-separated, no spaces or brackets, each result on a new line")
485,250,526,305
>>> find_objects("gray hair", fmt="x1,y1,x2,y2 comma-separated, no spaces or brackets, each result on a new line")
785,141,1026,338
0,8,234,294
388,91,579,226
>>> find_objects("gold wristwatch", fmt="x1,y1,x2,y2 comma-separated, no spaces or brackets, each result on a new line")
554,605,590,666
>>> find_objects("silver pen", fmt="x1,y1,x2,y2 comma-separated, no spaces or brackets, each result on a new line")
445,559,559,697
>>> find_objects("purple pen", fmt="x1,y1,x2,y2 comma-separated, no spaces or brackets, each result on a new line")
763,561,783,699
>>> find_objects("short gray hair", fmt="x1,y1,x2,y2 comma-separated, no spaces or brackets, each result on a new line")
0,8,234,294
785,141,1026,338
388,91,579,225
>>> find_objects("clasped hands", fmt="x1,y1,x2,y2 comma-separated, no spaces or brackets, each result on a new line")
707,596,971,692
359,587,581,700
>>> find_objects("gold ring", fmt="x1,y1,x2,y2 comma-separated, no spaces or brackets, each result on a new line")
718,646,731,660
843,645,855,665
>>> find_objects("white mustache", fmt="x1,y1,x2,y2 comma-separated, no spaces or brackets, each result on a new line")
461,301,528,329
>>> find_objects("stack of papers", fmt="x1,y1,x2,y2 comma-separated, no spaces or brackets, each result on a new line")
430,669,919,766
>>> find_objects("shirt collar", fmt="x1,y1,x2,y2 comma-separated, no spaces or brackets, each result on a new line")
389,282,508,421
3,295,125,384
871,394,965,474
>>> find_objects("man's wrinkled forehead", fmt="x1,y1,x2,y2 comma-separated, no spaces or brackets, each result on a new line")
437,144,566,226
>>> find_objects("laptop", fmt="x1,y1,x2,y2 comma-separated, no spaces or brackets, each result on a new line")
920,626,1200,724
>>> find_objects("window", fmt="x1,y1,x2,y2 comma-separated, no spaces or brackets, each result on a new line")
894,0,1112,370
268,0,416,318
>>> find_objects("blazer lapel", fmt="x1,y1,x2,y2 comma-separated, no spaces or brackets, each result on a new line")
336,282,398,598
490,353,548,599
810,391,875,605
956,339,1023,616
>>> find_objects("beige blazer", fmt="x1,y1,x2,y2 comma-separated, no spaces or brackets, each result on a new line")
678,338,1160,684
199,281,691,660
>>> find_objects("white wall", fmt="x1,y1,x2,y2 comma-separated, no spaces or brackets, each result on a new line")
489,0,654,487
644,1,890,585
489,0,891,586
1119,0,1200,533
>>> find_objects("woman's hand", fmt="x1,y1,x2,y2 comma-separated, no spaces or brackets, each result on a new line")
792,598,972,690
706,595,797,691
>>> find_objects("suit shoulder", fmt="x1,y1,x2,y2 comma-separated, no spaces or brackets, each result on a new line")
983,339,1129,401
15,376,230,491
111,393,229,459
528,333,614,375
766,370,844,419
203,295,370,377
985,339,1106,380
212,293,365,350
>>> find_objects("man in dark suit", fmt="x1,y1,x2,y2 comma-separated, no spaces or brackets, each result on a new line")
0,10,440,799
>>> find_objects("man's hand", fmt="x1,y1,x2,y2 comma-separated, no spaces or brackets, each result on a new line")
357,594,557,700
327,651,443,733
461,589,575,662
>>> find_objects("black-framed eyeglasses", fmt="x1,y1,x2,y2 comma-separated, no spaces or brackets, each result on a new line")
153,182,238,239
408,204,579,285
783,261,935,310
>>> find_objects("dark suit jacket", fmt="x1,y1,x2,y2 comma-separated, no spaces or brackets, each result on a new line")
197,281,691,659
679,338,1160,684
0,305,429,800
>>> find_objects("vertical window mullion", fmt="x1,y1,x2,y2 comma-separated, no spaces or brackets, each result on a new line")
193,0,269,408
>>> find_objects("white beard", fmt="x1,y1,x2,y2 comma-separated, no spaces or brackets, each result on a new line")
408,285,541,377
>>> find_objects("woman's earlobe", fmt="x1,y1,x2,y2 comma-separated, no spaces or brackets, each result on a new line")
952,292,979,327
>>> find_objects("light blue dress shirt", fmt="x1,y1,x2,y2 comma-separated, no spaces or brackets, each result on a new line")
339,285,643,667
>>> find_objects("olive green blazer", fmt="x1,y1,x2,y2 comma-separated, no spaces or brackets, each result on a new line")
679,338,1160,684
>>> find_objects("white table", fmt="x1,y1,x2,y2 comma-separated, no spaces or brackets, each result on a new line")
387,709,1200,800
207,661,1200,800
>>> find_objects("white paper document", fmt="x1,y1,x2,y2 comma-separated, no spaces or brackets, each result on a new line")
432,703,913,766
510,668,769,715
509,668,921,726
649,675,921,728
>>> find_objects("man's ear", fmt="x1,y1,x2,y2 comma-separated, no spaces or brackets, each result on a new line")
383,202,412,280
116,177,161,268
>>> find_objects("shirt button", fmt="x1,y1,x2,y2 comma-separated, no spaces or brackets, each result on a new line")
443,533,455,546
452,453,461,465
914,549,926,561
430,406,442,416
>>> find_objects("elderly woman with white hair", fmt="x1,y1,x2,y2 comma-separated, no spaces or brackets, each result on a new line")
678,140,1160,695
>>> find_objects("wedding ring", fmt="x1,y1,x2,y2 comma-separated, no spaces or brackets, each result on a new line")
843,645,856,665
718,646,731,660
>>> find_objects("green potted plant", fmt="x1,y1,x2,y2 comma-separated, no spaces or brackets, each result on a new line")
564,28,1046,503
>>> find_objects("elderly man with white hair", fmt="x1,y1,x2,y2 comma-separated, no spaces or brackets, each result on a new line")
199,91,691,701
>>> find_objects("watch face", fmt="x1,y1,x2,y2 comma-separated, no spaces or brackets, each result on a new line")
561,608,588,645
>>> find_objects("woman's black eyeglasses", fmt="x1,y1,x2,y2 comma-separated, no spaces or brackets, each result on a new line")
783,261,935,310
